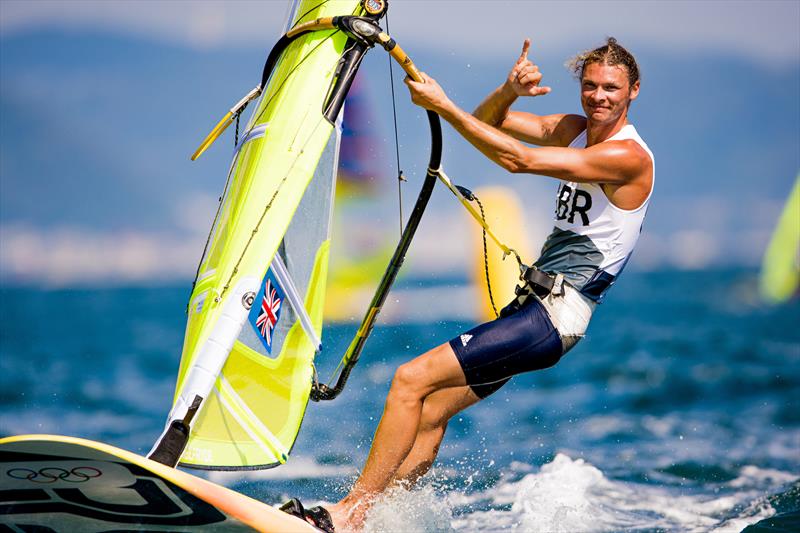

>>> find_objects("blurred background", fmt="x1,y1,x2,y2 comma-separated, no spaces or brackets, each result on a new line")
1,2,798,532
1,0,798,288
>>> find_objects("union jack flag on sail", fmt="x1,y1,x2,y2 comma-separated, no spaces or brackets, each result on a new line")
249,268,284,353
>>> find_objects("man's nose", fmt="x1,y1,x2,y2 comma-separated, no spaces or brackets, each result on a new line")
589,89,606,102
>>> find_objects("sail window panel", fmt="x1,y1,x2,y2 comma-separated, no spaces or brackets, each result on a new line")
281,110,340,310
271,253,321,349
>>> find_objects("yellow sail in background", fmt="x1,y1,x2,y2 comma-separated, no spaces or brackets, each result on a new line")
760,175,800,304
468,187,532,321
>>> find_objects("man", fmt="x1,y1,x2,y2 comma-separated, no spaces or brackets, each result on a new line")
287,37,654,532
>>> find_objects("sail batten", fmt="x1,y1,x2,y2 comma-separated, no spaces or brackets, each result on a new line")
215,375,289,460
271,253,322,351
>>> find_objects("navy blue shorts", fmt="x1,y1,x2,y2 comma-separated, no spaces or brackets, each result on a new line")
449,298,563,398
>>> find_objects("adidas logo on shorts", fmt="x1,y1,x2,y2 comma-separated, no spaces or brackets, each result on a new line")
460,334,473,347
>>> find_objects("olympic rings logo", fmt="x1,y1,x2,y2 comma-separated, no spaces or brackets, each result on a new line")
7,466,102,483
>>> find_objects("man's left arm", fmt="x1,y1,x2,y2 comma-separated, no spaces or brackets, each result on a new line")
512,140,650,185
439,100,646,185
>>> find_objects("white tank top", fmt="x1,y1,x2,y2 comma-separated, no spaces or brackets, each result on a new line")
534,124,655,302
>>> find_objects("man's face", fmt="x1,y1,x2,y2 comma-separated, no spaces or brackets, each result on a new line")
580,62,640,125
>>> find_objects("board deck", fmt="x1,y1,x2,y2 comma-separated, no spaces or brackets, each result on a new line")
0,435,319,532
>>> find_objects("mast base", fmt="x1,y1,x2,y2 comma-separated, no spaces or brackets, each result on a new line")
148,420,190,467
148,395,203,467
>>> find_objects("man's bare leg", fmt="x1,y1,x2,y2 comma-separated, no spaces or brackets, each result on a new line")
391,386,481,487
327,342,469,529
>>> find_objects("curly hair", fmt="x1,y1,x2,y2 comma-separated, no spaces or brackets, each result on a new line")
567,37,640,86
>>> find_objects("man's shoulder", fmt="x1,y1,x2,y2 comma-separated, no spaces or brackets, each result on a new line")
618,139,652,171
553,114,586,147
608,125,654,169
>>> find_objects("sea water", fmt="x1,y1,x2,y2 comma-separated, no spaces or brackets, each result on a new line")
1,269,798,532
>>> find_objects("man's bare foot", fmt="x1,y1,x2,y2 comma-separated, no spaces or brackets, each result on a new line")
327,502,356,532
328,497,374,532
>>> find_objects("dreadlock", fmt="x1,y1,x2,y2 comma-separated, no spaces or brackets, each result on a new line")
567,37,640,86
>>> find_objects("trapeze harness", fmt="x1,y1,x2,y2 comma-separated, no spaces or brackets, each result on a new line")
449,124,655,398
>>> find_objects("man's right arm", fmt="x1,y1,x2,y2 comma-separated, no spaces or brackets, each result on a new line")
472,82,518,130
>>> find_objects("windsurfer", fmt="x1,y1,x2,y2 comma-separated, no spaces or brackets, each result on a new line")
299,37,654,531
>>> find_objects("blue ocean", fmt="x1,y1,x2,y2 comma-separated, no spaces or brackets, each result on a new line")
1,269,798,532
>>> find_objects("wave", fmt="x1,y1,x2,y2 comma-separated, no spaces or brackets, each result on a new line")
354,454,797,533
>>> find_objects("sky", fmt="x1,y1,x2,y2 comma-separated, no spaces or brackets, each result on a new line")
1,0,798,286
3,1,798,64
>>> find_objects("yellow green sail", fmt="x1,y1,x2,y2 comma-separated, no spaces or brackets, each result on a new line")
160,0,366,470
759,174,800,304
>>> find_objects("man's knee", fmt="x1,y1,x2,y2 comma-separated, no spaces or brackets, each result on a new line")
388,362,426,404
419,398,450,433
